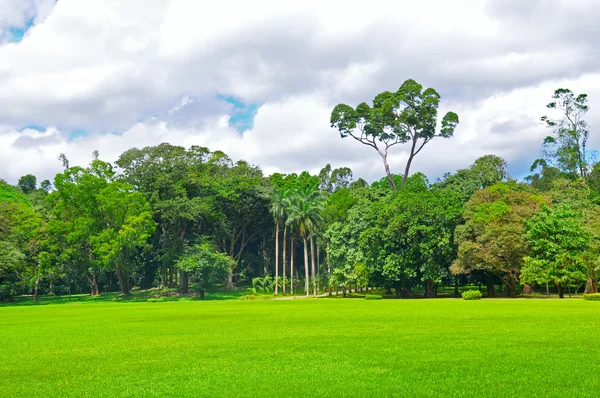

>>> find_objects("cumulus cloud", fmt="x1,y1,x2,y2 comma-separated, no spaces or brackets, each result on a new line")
0,0,599,184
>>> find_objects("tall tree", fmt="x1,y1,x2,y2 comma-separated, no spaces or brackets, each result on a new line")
539,88,590,179
330,79,459,190
270,189,286,296
286,189,325,296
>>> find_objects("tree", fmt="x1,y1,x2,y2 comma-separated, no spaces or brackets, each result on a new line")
330,79,459,190
452,182,549,297
522,205,589,298
318,164,353,193
286,189,325,296
175,243,233,298
547,178,600,293
436,155,509,202
539,88,590,179
270,188,286,296
92,179,156,296
17,174,37,194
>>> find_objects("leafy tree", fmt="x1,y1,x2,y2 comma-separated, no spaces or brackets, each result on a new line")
360,174,462,297
522,205,589,298
330,79,459,190
452,182,549,297
17,174,37,194
539,88,590,179
436,155,509,202
92,180,156,295
525,159,564,192
318,164,353,193
175,243,233,298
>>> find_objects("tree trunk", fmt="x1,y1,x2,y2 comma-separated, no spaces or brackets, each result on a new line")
400,138,419,189
303,235,309,297
558,284,565,299
33,273,40,303
290,233,295,295
327,249,332,296
88,274,100,296
382,153,397,192
179,270,189,294
49,279,55,296
275,221,279,296
585,277,598,294
282,225,287,295
454,280,459,298
506,279,516,298
161,261,168,288
199,290,205,299
342,286,346,297
116,267,131,296
486,273,496,298
522,284,534,295
310,233,316,297
316,245,320,293
225,272,233,290
546,283,550,297
425,278,434,298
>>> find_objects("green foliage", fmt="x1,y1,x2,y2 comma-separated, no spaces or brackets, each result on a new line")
0,282,16,301
175,243,233,293
462,290,482,300
583,293,600,301
17,174,37,194
364,294,382,300
540,88,590,178
522,205,589,297
331,79,459,190
452,182,549,297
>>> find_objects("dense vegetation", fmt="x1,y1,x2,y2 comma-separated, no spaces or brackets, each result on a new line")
2,83,599,302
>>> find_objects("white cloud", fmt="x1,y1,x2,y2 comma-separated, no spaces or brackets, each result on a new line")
0,0,599,184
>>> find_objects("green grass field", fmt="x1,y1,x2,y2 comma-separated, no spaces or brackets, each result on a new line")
1,298,599,397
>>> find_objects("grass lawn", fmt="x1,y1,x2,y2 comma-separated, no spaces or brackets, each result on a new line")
1,299,599,397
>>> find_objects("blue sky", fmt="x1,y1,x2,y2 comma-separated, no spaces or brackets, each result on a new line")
8,18,33,43
220,96,259,133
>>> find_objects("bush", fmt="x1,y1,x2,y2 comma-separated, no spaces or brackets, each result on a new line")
147,298,166,303
583,293,600,301
365,294,382,300
241,294,256,300
462,290,482,300
0,283,15,301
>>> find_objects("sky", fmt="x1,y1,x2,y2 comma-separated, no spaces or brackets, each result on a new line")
1,0,599,185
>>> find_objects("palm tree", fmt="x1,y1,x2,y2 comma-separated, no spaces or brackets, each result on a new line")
286,189,325,297
270,189,286,296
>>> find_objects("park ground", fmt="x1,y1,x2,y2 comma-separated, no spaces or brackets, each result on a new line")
1,296,599,397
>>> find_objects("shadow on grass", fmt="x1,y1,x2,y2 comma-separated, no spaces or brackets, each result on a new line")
0,288,252,307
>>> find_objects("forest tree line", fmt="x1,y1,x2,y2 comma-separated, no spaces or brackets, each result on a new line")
1,83,598,301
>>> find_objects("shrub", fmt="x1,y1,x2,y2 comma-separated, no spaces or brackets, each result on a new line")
365,294,382,300
241,294,256,300
0,283,15,301
462,290,482,300
147,298,166,303
583,293,600,301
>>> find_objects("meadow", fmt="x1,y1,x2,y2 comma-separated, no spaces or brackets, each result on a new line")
1,298,599,397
